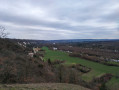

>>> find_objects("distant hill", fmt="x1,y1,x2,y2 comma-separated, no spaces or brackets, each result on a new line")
46,39,119,43
10,38,119,45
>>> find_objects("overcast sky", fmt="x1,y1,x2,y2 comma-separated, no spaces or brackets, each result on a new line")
0,0,119,40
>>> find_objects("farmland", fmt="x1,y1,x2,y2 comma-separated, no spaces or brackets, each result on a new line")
42,47,119,87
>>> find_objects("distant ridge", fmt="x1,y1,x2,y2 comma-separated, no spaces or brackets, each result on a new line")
10,38,119,43
45,39,119,43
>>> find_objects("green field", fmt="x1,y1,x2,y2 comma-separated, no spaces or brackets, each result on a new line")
42,47,119,86
106,77,119,89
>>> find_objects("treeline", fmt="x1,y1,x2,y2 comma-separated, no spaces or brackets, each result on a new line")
56,46,119,67
58,46,119,60
76,40,119,51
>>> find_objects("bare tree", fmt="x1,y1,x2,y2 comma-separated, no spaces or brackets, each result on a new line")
0,26,9,38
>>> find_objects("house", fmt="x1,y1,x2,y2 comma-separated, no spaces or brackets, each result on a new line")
110,59,119,62
53,47,57,50
28,53,34,57
66,51,70,53
113,60,119,62
33,47,41,53
23,42,26,45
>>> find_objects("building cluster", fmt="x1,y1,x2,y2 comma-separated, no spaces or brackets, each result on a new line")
28,47,41,57
53,47,57,50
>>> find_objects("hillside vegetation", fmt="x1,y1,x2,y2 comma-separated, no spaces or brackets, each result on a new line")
0,38,93,89
0,39,56,83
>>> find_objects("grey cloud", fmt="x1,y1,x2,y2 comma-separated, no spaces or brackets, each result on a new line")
0,0,119,39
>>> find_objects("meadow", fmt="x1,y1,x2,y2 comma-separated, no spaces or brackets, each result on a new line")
42,47,119,88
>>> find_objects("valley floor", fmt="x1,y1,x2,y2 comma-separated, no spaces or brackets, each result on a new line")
42,47,119,89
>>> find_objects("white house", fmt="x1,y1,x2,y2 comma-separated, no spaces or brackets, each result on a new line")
28,53,34,57
33,47,41,53
53,47,57,50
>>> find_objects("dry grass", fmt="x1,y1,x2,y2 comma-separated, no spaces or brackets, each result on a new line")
0,83,90,90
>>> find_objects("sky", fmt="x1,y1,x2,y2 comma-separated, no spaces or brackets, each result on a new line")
0,0,119,40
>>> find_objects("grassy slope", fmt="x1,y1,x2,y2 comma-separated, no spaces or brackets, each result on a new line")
0,83,90,90
106,77,119,90
42,47,119,83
